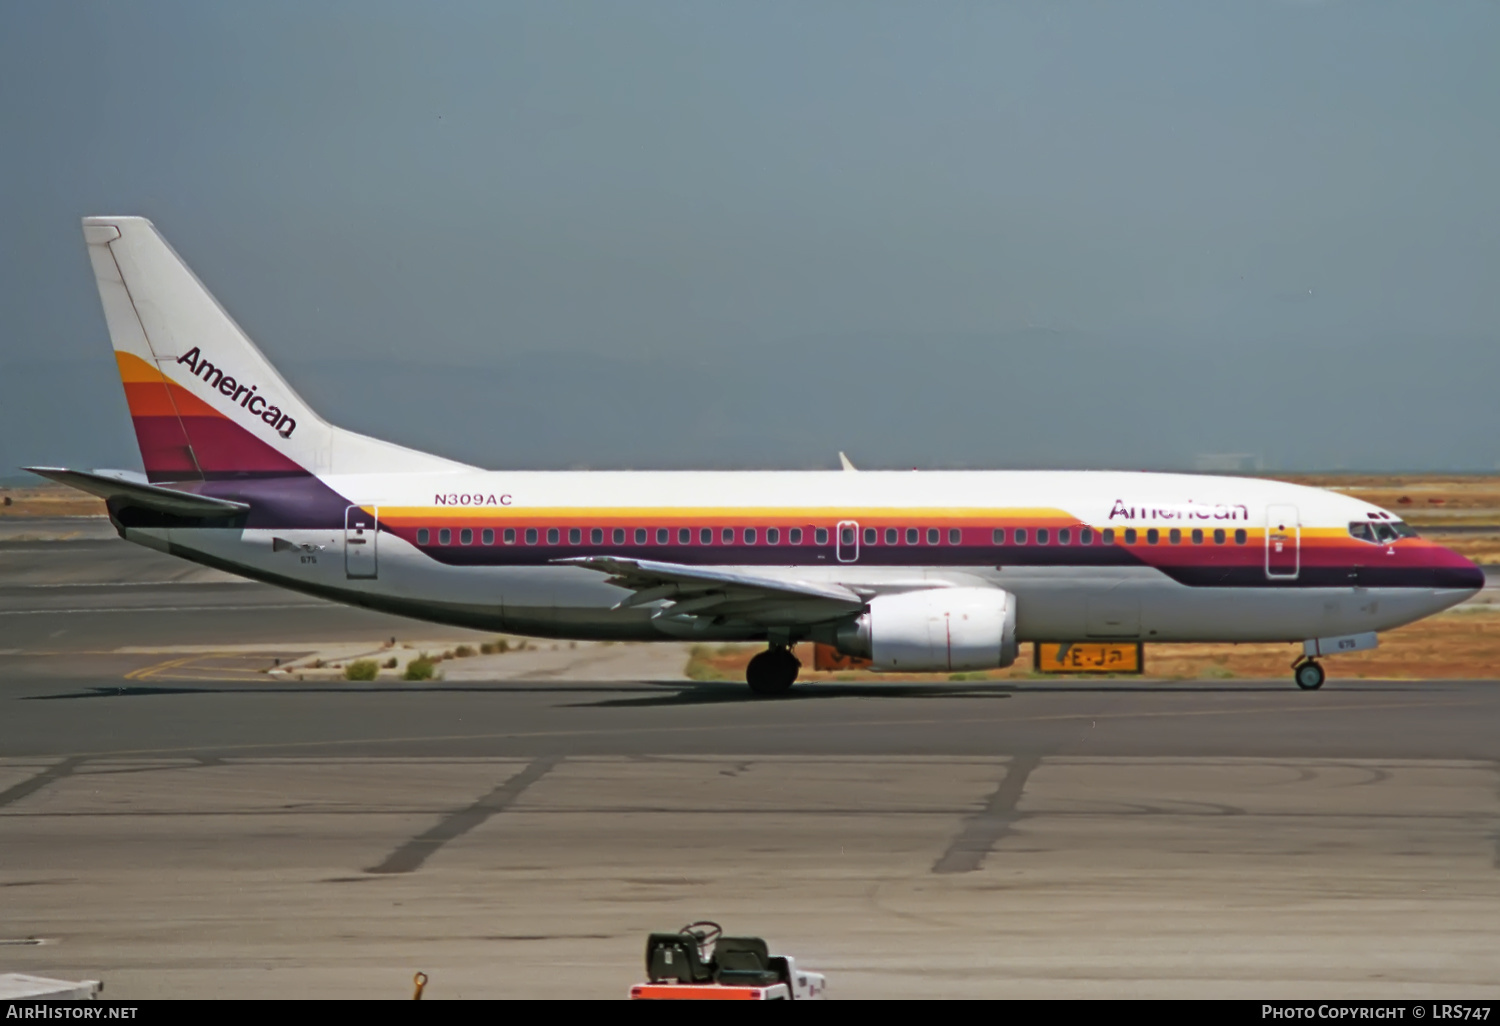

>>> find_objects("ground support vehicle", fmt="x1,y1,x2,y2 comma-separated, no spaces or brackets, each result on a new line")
629,922,826,1000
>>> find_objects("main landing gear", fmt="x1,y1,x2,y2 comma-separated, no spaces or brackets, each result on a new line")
1292,657,1325,691
746,646,800,697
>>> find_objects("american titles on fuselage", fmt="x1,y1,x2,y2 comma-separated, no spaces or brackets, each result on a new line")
175,347,297,438
1108,499,1249,522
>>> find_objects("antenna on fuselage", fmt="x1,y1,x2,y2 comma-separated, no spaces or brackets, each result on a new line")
838,452,858,472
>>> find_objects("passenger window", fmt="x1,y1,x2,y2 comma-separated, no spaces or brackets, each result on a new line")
591,528,603,544
1103,528,1114,544
1058,528,1071,545
1124,528,1137,544
504,528,516,545
746,528,758,544
656,528,669,545
1168,528,1180,544
547,528,559,545
1191,528,1202,545
569,528,581,544
992,528,1006,544
460,528,473,545
815,527,828,545
927,528,939,545
863,527,876,545
790,528,803,544
767,527,780,544
723,527,735,544
679,527,691,544
841,527,855,545
613,528,625,545
416,528,429,545
1146,528,1159,545
906,528,918,545
949,528,961,545
482,528,494,545
1080,528,1093,545
1015,528,1028,545
1234,529,1247,545
1213,528,1225,544
885,528,898,545
635,528,647,544
1036,527,1049,545
701,527,713,545
440,528,452,545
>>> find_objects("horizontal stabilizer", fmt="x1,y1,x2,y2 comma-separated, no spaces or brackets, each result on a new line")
26,467,249,518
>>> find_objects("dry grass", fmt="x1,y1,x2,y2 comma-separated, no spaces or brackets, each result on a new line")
0,483,107,517
685,609,1500,684
1282,473,1500,526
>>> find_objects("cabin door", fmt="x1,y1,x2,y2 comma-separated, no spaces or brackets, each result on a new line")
1265,504,1300,579
345,505,379,579
836,520,860,563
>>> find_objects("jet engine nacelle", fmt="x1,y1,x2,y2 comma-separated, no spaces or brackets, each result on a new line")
835,587,1018,672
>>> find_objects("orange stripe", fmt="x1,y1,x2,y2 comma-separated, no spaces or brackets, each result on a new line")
162,379,222,418
120,377,221,419
379,505,1080,522
116,352,227,418
115,350,166,383
122,381,181,417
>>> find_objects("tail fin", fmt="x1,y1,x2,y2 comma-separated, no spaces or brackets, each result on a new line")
82,217,469,482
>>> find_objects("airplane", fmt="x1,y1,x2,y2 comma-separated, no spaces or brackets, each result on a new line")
28,217,1485,695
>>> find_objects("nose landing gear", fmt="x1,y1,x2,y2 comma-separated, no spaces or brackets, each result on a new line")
1292,657,1325,691
746,646,801,696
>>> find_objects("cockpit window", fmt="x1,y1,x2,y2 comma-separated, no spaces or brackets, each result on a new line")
1350,519,1417,543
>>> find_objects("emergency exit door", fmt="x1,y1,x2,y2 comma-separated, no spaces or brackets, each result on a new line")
345,505,378,579
1265,504,1299,579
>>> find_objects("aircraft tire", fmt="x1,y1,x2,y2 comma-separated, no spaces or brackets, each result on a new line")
1294,660,1325,691
746,648,800,697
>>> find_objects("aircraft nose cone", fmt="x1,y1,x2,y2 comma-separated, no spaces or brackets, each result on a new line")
1434,551,1486,592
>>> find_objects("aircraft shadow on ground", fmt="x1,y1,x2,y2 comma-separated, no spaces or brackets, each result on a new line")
565,682,1016,708
26,679,1438,704
560,679,1434,707
23,683,677,701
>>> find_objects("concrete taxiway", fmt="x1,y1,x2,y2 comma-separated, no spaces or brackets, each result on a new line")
3,526,1500,998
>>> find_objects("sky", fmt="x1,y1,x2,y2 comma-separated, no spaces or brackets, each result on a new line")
2,1,1498,474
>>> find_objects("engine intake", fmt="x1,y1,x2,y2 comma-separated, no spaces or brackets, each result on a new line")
835,587,1018,672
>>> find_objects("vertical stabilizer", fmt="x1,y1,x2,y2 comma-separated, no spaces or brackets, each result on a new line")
82,217,469,481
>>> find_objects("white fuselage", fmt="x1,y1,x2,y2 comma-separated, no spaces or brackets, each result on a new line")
119,469,1482,646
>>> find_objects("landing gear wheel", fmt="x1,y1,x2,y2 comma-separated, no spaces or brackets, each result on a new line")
1294,660,1325,691
746,647,800,697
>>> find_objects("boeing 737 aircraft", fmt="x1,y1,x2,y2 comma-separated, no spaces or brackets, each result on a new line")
30,217,1484,693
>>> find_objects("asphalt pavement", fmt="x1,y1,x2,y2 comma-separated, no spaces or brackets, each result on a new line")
3,526,1499,999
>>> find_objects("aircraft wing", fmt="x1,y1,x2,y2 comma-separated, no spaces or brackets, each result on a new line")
26,467,250,518
552,555,867,627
